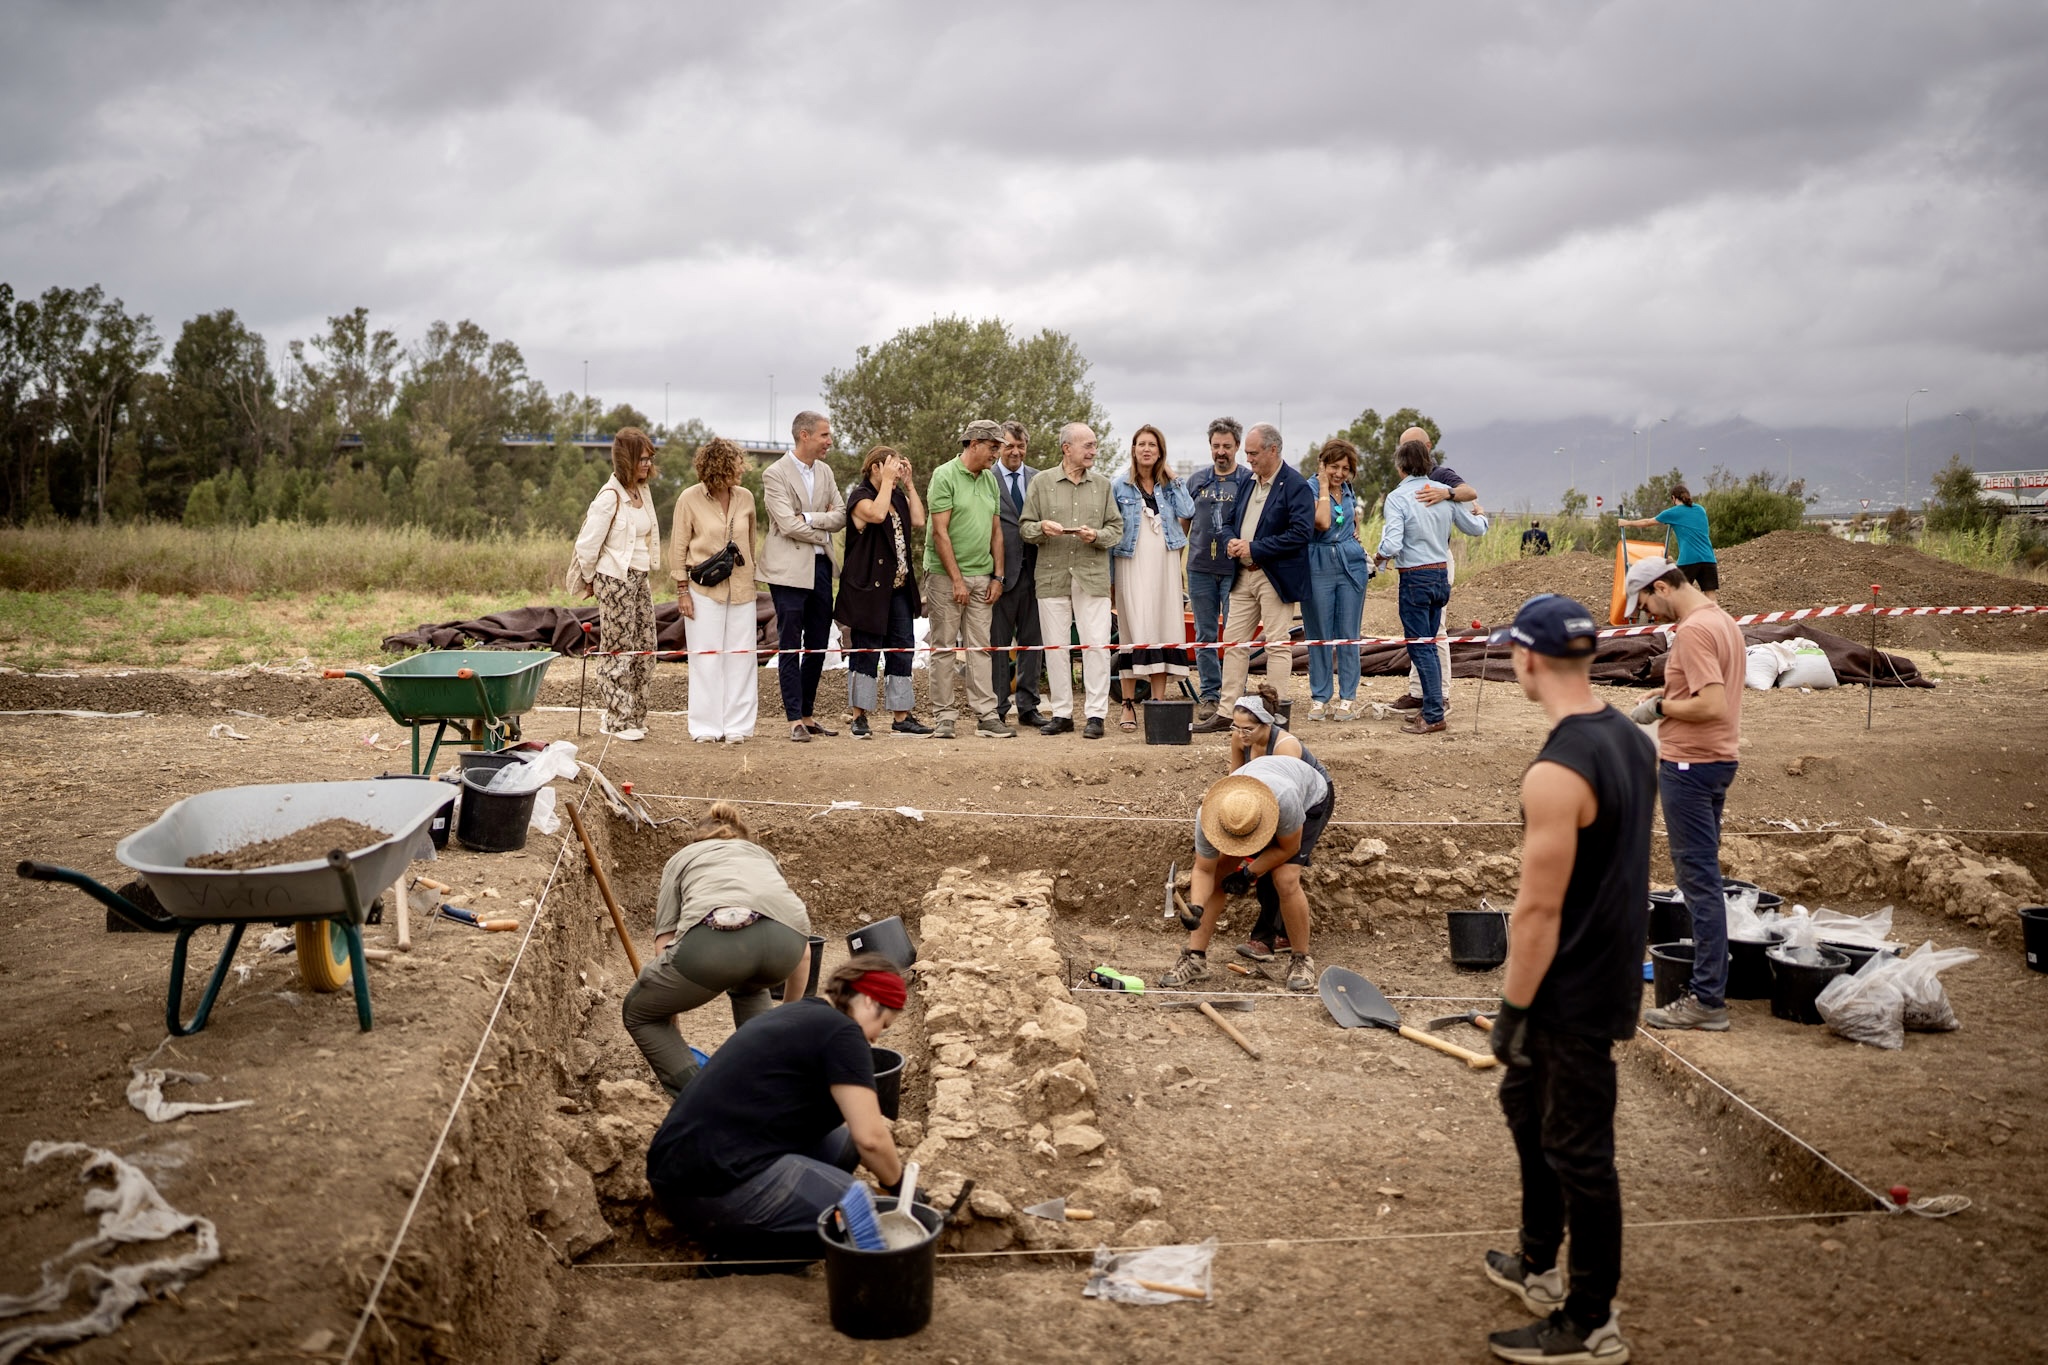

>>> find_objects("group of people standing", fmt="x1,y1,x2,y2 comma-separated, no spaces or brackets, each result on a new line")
568,413,1504,745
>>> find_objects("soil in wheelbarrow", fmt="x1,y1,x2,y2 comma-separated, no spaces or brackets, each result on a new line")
183,817,389,870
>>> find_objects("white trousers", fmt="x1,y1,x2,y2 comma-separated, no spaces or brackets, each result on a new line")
1037,581,1114,721
686,590,760,740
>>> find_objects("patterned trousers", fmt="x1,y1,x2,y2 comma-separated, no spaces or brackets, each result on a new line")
594,570,656,730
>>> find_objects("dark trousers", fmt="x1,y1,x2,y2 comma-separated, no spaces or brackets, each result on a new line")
1187,570,1230,702
990,573,1042,718
1245,780,1335,944
771,556,834,722
1660,759,1738,1007
1396,567,1452,723
655,1125,859,1264
1499,1025,1623,1331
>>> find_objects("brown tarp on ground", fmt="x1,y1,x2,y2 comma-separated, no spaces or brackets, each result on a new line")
1352,621,1932,687
381,593,779,662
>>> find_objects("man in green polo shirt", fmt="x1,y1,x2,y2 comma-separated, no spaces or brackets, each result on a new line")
922,420,1009,740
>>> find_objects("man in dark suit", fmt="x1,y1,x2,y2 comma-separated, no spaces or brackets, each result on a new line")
1193,422,1315,731
989,420,1044,726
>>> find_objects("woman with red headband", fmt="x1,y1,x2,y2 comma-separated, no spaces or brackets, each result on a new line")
645,954,909,1263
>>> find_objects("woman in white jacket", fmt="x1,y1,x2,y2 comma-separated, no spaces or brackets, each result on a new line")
570,428,663,740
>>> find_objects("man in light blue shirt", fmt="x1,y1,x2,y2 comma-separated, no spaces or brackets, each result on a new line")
1374,436,1488,732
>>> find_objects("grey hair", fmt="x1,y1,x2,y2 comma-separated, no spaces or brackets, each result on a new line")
791,409,828,441
1059,422,1094,450
1001,420,1029,444
1206,416,1243,445
1246,422,1282,457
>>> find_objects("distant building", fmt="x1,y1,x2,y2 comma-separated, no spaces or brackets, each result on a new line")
1975,470,2048,510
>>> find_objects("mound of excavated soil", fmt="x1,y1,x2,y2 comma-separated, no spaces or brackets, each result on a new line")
1447,550,1613,627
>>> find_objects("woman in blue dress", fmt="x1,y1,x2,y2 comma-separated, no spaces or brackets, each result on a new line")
1301,439,1375,721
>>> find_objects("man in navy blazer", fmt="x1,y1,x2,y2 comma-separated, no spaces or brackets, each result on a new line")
1193,422,1316,730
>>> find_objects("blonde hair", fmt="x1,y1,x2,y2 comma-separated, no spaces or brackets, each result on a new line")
612,427,656,489
688,800,752,844
693,437,748,494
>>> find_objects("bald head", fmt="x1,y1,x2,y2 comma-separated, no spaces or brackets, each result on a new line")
1058,422,1098,476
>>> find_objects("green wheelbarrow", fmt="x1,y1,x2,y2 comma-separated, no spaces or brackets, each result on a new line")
17,779,455,1035
325,649,558,774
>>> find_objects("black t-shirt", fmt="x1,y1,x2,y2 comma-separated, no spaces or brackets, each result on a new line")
1525,706,1656,1039
645,998,875,1198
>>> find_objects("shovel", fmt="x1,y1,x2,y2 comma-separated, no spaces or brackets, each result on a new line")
1022,1196,1096,1222
1319,965,1495,1069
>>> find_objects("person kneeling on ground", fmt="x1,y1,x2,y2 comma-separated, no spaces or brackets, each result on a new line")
1159,747,1330,993
645,955,908,1265
620,802,816,1098
1220,686,1334,966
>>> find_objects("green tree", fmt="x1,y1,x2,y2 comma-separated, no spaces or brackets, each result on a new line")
1308,407,1443,512
162,310,272,502
384,465,413,525
412,452,481,536
325,464,388,524
1559,487,1588,519
394,320,534,462
1620,467,1687,520
291,307,400,443
821,316,1114,491
1924,454,1998,535
1698,468,1809,547
182,478,222,527
219,468,253,526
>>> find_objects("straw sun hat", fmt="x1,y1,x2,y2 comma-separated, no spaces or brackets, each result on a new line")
1199,774,1280,857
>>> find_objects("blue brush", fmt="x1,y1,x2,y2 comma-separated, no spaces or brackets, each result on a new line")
837,1182,887,1252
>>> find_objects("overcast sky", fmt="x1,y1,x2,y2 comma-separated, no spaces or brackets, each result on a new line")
4,0,2045,466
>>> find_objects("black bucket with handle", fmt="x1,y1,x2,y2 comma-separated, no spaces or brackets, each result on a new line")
1649,941,1695,1007
1446,908,1508,969
2023,907,2048,974
1768,945,1851,1024
1142,699,1194,745
817,1198,942,1339
871,1046,904,1121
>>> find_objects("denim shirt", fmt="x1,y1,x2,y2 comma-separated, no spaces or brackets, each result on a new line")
1377,475,1489,567
1109,474,1197,559
1306,476,1373,590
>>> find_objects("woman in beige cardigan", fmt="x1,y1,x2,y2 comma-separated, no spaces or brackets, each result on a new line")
569,428,662,740
672,437,760,744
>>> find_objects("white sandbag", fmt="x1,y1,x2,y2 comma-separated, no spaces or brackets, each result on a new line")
1774,637,1839,689
1743,644,1786,691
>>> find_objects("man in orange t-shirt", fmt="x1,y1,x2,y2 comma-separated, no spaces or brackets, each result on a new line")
1624,556,1745,1030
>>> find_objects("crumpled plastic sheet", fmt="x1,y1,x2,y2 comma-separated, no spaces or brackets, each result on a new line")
1083,1237,1217,1304
126,1067,253,1123
481,740,580,794
0,1142,220,1363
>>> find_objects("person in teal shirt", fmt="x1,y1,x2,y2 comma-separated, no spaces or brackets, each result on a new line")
1622,485,1718,600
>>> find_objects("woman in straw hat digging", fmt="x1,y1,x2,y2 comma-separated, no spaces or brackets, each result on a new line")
1159,746,1333,993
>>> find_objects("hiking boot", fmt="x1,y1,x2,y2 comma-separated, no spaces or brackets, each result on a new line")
1285,951,1316,992
1488,1310,1629,1364
1235,938,1276,963
850,715,872,739
1483,1249,1566,1316
1194,700,1218,724
1156,949,1213,989
1391,693,1425,711
1401,716,1449,734
892,716,933,736
1643,991,1730,1031
933,718,956,739
976,715,1015,738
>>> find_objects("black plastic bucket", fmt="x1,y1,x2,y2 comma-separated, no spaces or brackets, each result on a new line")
1727,934,1781,1000
2023,907,2048,974
773,934,829,1002
871,1047,904,1121
816,1197,942,1339
848,916,917,970
1649,941,1695,1007
458,749,527,779
1446,909,1508,969
375,772,453,850
1768,946,1850,1024
1723,878,1784,912
456,769,536,853
1648,889,1689,948
1141,699,1194,745
1821,940,1897,976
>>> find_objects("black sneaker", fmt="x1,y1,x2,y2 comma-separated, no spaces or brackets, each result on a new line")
850,716,871,740
1483,1249,1566,1316
1082,717,1105,739
1016,710,1045,727
1488,1311,1629,1364
892,717,933,736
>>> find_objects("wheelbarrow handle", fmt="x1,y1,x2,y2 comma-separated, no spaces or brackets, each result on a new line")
323,667,408,727
16,860,177,933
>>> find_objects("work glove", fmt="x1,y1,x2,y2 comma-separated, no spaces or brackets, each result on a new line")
1629,697,1662,725
1490,1000,1533,1068
1220,868,1254,896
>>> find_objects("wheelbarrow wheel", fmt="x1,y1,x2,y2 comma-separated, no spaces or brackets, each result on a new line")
295,919,355,993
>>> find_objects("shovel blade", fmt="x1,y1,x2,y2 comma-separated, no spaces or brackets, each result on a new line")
1318,965,1400,1031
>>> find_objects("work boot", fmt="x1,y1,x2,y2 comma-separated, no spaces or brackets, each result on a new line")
1082,717,1105,739
1039,716,1075,735
1642,991,1730,1031
1391,693,1425,711
1156,949,1213,989
1190,712,1234,735
1285,951,1316,992
1483,1249,1566,1316
1194,700,1217,724
1488,1310,1630,1363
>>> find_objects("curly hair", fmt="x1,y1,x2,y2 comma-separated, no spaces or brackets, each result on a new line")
693,436,749,494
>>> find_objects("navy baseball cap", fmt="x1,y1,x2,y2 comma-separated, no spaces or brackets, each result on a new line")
1489,594,1600,657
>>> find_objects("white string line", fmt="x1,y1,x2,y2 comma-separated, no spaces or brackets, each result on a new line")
340,735,614,1364
1069,987,1501,1004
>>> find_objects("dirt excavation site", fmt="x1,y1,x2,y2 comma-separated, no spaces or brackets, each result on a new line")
3,560,2047,1361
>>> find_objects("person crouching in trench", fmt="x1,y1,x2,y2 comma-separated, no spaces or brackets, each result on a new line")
645,956,909,1264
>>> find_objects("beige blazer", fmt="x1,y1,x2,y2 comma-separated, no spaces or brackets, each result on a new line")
671,483,758,606
759,453,847,588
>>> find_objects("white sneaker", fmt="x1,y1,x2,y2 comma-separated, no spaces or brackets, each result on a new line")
1333,699,1355,722
1307,701,1327,722
613,727,646,742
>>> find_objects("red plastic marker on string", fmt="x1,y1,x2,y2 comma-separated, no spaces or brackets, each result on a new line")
620,781,634,795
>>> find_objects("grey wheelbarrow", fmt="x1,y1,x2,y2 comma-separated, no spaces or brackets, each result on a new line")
16,779,454,1035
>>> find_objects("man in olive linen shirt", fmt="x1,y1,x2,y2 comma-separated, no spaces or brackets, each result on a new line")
1020,422,1123,740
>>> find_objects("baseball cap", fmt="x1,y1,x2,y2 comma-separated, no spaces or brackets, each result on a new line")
1622,555,1676,617
960,419,1004,446
1489,593,1600,657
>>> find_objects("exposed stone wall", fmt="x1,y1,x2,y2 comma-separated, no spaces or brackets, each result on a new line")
1723,828,2042,929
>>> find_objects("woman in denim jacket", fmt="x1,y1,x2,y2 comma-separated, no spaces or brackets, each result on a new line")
1303,439,1375,721
1109,425,1197,730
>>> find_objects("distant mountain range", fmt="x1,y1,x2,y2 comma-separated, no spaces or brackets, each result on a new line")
1439,412,2048,515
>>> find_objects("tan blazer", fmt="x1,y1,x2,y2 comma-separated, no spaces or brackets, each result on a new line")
759,453,847,588
671,484,758,606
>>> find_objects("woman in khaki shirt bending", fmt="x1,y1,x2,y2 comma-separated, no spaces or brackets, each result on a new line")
673,437,760,744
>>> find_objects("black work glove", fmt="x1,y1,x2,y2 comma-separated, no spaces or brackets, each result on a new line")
1220,868,1254,896
1490,1000,1533,1068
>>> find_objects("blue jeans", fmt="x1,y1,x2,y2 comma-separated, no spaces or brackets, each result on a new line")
1396,568,1451,723
656,1126,859,1262
771,556,834,722
1188,570,1231,702
1660,759,1738,1008
1303,569,1366,703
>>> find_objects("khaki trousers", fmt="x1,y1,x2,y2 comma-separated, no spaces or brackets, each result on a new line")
1219,568,1298,702
921,571,997,723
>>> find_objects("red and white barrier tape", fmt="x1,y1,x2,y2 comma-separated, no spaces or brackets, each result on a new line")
546,601,2047,659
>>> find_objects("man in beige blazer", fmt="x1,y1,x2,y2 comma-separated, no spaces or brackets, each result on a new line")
761,410,849,743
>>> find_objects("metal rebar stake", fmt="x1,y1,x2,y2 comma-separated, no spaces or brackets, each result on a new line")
1865,585,1880,731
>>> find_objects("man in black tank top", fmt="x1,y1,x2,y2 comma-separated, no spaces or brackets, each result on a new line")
1480,595,1653,1365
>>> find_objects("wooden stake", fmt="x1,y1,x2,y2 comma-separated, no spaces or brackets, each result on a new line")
567,801,642,975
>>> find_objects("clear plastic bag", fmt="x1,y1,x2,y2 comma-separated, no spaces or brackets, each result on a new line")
1083,1237,1217,1304
1724,886,1769,943
1895,941,1976,1032
1773,910,1829,965
1816,954,1906,1050
1810,905,1894,948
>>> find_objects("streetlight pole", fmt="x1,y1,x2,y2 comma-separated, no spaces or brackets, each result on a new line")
1904,386,1929,507
1557,447,1570,503
1775,436,1787,482
768,374,776,444
1955,410,1977,466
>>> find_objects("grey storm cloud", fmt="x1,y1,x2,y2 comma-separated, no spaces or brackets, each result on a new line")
3,0,2045,477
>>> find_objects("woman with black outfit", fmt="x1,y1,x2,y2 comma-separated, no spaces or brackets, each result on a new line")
836,444,931,739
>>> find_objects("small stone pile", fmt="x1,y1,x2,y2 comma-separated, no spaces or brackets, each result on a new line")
1723,828,2041,929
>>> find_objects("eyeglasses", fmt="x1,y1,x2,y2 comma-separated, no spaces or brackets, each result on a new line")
1229,724,1258,735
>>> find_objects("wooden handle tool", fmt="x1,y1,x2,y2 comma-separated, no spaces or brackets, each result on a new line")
1199,1001,1261,1060
1109,1278,1207,1299
415,876,455,896
1398,1024,1496,1069
567,801,641,975
390,877,412,952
